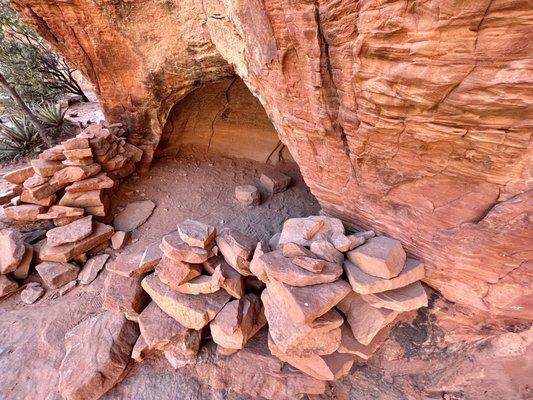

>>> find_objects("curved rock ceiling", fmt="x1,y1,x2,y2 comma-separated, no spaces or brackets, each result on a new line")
12,0,532,319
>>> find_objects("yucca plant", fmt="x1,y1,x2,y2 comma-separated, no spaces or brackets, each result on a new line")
34,102,74,138
0,114,44,160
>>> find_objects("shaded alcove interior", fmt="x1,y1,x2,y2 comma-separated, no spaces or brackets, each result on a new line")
157,77,293,164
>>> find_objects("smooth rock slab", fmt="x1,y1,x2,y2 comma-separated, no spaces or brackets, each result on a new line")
155,256,202,289
310,240,344,264
0,228,25,274
78,254,110,285
58,312,139,400
46,215,93,247
177,219,216,248
160,233,214,263
345,258,425,294
141,273,231,330
362,281,428,312
278,216,345,247
338,322,391,360
347,236,406,279
102,272,149,316
3,166,34,184
215,228,255,275
36,261,79,289
113,200,156,232
175,274,222,295
4,204,46,221
260,171,291,193
65,172,114,193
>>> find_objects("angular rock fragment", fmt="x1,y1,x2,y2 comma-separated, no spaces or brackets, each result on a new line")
39,222,114,262
310,240,344,264
259,250,342,286
268,337,355,381
58,189,107,208
260,171,291,193
78,254,110,285
50,164,101,185
177,219,216,248
64,147,93,159
62,137,90,150
0,185,22,205
123,142,143,163
269,232,280,250
175,274,222,295
36,205,84,220
204,256,244,299
278,216,345,247
23,175,48,189
4,204,47,221
35,261,79,289
58,280,77,296
331,232,352,252
338,323,390,360
249,240,271,283
267,278,351,323
102,272,149,316
347,236,406,279
235,185,261,206
163,331,202,369
58,312,139,400
12,244,34,279
282,242,315,258
362,281,428,311
0,228,25,274
26,181,64,200
345,258,425,294
347,234,366,250
20,189,56,206
20,283,45,304
337,292,398,345
138,241,163,272
262,288,343,357
65,172,114,193
111,230,130,250
211,294,266,349
0,274,18,298
160,233,214,263
132,335,151,362
141,273,231,329
113,200,156,231
3,166,34,184
40,145,65,161
291,256,326,273
46,215,93,247
31,159,64,177
155,256,202,289
215,228,255,275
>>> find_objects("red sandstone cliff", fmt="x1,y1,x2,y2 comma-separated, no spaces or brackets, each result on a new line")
11,0,532,319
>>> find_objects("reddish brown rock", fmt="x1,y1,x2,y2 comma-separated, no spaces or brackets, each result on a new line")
58,189,106,208
0,186,22,205
3,166,34,184
12,244,34,280
46,215,93,247
260,171,291,193
65,173,114,193
0,275,18,298
215,228,255,276
20,283,44,304
58,280,77,296
249,241,271,283
102,272,149,316
64,147,93,159
177,219,216,248
278,216,345,247
155,256,202,289
338,323,391,360
204,256,244,299
347,236,407,279
210,294,266,349
54,216,83,227
282,242,315,259
362,281,428,312
162,330,202,369
20,189,56,206
50,164,101,185
111,231,130,250
62,137,90,150
138,241,163,272
337,292,399,345
108,161,135,180
37,205,84,220
331,232,352,252
174,274,222,295
31,159,64,177
0,228,25,274
141,273,231,329
267,278,351,323
262,288,343,357
309,240,344,264
58,312,139,400
345,258,425,294
4,205,47,221
123,142,143,163
235,184,261,206
259,250,342,287
160,233,214,264
113,200,156,232
39,222,114,262
23,175,48,189
292,256,326,273
39,145,65,161
131,335,150,363
35,261,79,289
347,234,366,250
78,254,109,285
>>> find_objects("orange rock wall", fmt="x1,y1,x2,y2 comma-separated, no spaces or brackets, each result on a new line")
12,0,532,319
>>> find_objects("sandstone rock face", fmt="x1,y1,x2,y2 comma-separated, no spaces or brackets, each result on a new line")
13,0,532,318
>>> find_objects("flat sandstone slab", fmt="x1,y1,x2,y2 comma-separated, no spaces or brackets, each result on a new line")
113,200,156,232
347,236,406,279
362,281,428,312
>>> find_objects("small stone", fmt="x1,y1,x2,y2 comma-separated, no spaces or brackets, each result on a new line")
26,181,64,200
163,331,201,369
111,231,130,250
46,215,93,247
235,185,260,206
260,171,291,193
249,241,271,283
12,244,34,280
138,241,164,272
123,143,143,163
0,186,22,205
338,323,390,360
62,137,90,150
155,256,202,289
58,280,77,296
203,256,244,299
347,236,406,279
0,228,25,274
132,335,151,362
23,175,48,189
279,216,345,247
160,233,214,263
141,273,231,330
35,261,79,289
4,205,47,221
354,230,376,240
362,281,428,312
0,275,18,298
3,166,34,184
303,219,324,240
31,159,64,177
174,274,222,295
291,256,326,273
337,292,398,345
64,172,114,193
113,200,156,231
330,232,352,252
310,240,344,264
20,283,45,304
78,254,110,285
20,189,56,206
216,228,255,276
282,242,315,259
64,147,93,159
102,272,149,316
58,312,139,400
346,234,366,250
39,145,65,161
21,230,47,244
177,219,216,248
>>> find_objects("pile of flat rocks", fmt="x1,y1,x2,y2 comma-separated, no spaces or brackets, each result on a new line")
0,123,145,301
94,214,427,391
